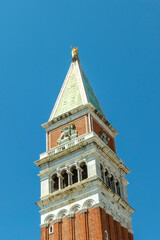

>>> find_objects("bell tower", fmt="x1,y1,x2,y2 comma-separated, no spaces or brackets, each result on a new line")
35,47,134,240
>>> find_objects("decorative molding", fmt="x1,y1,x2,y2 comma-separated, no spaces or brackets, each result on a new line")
57,209,68,219
36,132,129,176
57,123,78,145
69,204,81,214
79,208,88,214
66,214,75,219
43,103,118,137
82,199,96,209
38,176,134,216
39,180,133,232
44,214,55,223
40,223,48,228
40,201,133,232
53,218,62,223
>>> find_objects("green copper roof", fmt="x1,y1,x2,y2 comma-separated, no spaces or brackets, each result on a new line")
54,67,83,117
50,60,106,120
79,66,105,117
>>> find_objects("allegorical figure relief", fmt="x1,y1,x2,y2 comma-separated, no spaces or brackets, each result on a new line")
57,124,78,144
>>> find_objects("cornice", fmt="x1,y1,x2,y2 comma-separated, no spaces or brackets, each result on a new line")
42,103,118,135
35,132,130,175
97,179,135,215
36,176,98,211
36,176,134,216
45,109,89,133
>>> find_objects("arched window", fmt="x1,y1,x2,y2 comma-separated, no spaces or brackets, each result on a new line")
80,162,88,180
71,166,78,184
105,169,109,186
52,174,59,192
116,180,121,197
110,175,115,192
61,170,68,188
100,164,104,182
49,225,54,234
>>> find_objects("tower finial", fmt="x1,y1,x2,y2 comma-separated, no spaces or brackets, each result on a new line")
71,46,79,60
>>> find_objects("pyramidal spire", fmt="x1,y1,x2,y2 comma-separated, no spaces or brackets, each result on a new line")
49,47,106,121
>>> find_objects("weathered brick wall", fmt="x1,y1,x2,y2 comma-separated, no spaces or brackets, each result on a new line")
41,207,133,240
61,218,68,240
114,220,122,240
47,114,116,153
48,115,87,150
41,227,47,240
92,117,116,153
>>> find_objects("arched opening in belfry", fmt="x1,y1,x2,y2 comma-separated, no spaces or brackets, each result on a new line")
116,180,121,197
100,164,104,182
109,174,115,192
80,162,88,180
52,174,59,192
105,169,109,186
71,166,78,184
61,170,68,188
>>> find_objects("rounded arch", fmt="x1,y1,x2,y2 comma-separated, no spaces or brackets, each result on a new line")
44,214,55,223
51,173,59,192
99,161,105,168
109,174,115,192
61,170,68,188
57,209,68,219
69,163,76,168
115,179,121,197
50,170,57,178
104,169,109,186
83,199,96,209
80,162,88,180
69,204,81,214
100,163,104,181
79,159,87,165
70,165,78,184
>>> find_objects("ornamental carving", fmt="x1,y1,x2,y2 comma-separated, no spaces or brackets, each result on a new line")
100,131,110,144
57,123,78,144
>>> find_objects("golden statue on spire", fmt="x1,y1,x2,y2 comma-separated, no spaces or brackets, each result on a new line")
71,47,79,58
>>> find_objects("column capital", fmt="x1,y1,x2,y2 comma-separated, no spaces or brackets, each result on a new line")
67,170,72,175
57,174,63,179
76,166,82,171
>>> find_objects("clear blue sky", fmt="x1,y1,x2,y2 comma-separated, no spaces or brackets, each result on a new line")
0,0,159,239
